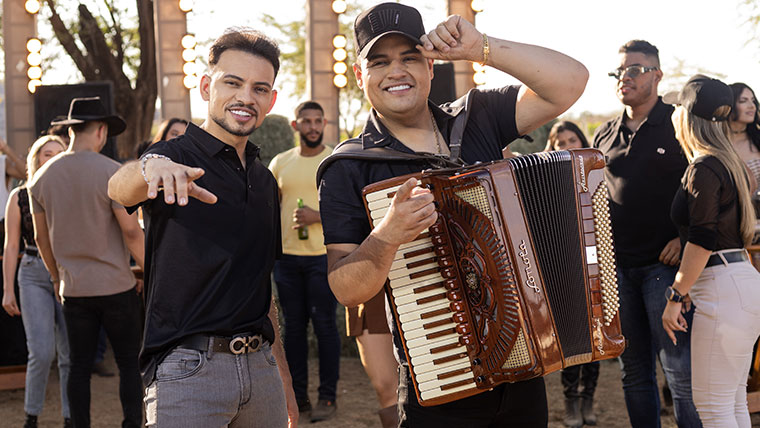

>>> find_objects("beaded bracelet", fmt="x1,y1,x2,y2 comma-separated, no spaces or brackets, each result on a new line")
140,153,171,184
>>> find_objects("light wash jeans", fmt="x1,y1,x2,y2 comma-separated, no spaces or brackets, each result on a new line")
18,253,70,418
690,255,760,428
617,262,702,428
144,341,288,428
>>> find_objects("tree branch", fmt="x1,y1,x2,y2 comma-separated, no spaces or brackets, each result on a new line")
103,0,125,70
77,4,130,87
44,0,98,80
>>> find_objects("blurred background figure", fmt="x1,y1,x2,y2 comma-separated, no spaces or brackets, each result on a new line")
134,118,188,159
545,121,590,152
2,135,69,428
727,84,760,221
545,121,598,428
0,138,29,235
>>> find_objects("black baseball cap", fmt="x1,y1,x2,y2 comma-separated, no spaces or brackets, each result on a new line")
354,2,426,59
663,74,734,122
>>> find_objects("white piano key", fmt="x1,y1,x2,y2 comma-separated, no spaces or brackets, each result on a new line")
394,241,433,261
419,382,478,401
394,288,448,307
389,261,439,281
413,356,470,377
364,180,421,203
395,294,451,315
400,312,452,333
418,372,475,393
367,197,392,211
399,300,451,324
407,335,460,357
390,252,433,271
390,277,445,298
403,320,457,340
406,331,458,350
398,230,430,249
371,206,389,220
391,272,443,289
410,344,465,366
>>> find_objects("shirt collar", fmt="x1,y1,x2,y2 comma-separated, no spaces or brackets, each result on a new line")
359,100,459,150
186,122,260,159
614,96,670,133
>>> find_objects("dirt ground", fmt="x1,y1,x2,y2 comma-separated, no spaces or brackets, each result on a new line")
3,351,760,428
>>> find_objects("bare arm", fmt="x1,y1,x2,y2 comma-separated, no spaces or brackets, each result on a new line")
418,15,588,136
32,211,60,300
268,297,298,427
113,206,145,271
327,178,437,307
661,242,712,345
108,158,217,208
2,190,21,316
0,139,27,180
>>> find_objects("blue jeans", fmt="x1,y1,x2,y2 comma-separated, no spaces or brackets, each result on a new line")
18,254,70,418
618,262,702,428
144,343,287,427
63,288,143,428
273,254,340,402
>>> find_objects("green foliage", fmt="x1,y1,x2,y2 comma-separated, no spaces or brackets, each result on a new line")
249,114,296,166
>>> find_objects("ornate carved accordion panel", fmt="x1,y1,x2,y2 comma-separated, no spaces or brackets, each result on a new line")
362,149,625,407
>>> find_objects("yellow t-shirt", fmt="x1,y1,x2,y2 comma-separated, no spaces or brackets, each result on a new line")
268,146,333,256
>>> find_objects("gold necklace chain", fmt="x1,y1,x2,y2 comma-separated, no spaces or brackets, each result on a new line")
429,109,443,154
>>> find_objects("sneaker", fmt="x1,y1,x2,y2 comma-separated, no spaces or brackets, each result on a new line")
297,398,312,419
310,399,336,423
92,361,115,377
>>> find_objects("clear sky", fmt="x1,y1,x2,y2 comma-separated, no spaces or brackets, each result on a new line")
185,0,760,121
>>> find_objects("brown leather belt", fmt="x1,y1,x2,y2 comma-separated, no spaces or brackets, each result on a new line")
177,333,265,355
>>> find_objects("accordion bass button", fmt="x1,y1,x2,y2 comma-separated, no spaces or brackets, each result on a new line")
447,289,462,301
452,312,467,323
456,324,471,335
472,358,481,366
441,267,457,278
431,235,447,245
438,256,455,267
444,279,458,290
460,334,475,346
450,301,466,312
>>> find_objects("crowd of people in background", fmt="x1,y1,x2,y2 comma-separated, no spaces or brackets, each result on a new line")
0,2,759,428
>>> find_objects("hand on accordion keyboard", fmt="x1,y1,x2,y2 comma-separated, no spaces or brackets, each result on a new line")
372,177,438,248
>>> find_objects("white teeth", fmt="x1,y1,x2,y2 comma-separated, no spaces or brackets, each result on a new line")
387,84,411,92
230,109,252,117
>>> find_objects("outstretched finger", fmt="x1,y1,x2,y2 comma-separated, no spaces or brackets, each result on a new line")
174,171,190,206
162,173,176,204
188,183,218,205
147,176,161,200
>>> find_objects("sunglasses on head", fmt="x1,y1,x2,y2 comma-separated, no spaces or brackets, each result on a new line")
608,65,658,80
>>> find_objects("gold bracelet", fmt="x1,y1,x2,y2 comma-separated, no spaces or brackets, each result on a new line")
481,33,490,66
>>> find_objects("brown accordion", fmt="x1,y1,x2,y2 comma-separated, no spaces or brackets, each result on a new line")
362,148,625,407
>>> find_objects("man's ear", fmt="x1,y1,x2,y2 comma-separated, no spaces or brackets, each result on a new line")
353,63,364,90
428,58,434,81
199,74,211,102
266,90,277,113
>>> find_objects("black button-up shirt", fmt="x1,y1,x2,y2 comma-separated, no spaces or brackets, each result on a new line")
592,98,688,268
133,123,281,385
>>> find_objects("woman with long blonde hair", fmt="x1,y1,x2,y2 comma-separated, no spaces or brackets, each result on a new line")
2,135,68,428
661,75,760,428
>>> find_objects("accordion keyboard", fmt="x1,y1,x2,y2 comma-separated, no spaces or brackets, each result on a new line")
365,183,479,401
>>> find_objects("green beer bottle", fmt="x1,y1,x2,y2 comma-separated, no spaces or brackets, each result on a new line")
296,198,308,240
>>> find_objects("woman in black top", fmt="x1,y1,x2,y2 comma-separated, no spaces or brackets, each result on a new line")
661,75,760,428
2,135,67,428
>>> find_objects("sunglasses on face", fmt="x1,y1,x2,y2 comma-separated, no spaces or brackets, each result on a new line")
608,65,658,80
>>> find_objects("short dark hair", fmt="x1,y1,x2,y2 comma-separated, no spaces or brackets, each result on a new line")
294,101,324,118
619,40,660,66
209,27,281,79
70,121,102,134
46,123,68,138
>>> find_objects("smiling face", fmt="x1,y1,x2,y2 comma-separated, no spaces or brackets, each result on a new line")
354,34,433,121
733,87,758,126
615,52,661,108
200,49,277,143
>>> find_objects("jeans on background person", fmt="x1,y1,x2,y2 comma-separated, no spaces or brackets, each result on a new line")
273,254,341,403
18,254,71,418
62,287,143,428
144,343,287,427
617,262,702,428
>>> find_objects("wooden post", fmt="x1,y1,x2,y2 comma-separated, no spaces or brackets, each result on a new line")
154,0,192,121
305,0,339,145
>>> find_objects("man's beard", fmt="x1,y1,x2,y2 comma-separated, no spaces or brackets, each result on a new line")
211,112,257,137
300,131,323,148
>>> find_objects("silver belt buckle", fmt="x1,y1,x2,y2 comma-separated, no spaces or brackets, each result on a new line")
229,335,262,354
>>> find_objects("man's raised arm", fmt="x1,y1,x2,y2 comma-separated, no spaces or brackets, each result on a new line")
108,157,217,208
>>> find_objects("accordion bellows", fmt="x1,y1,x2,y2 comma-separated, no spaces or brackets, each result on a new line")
362,148,625,407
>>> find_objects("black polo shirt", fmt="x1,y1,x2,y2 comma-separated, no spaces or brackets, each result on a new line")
133,123,281,385
592,98,688,268
319,85,520,247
